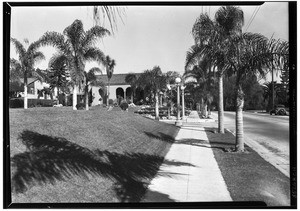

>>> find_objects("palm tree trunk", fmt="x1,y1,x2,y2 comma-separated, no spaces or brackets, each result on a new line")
57,88,60,105
218,74,224,133
24,77,28,109
73,85,77,110
107,80,110,106
235,85,245,152
155,92,159,120
85,86,89,110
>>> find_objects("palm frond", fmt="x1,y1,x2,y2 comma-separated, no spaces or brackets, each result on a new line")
82,25,110,48
84,47,106,65
38,31,67,53
11,38,26,60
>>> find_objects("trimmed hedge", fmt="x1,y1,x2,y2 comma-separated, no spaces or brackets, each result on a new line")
9,98,54,108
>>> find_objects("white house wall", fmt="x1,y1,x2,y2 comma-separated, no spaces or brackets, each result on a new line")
91,84,131,106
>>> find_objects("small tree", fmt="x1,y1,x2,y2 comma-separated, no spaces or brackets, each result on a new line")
47,53,69,104
104,55,116,106
83,67,104,110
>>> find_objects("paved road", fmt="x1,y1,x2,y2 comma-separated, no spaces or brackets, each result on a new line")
211,111,290,177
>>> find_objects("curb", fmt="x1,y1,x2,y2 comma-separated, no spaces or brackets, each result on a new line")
224,128,289,178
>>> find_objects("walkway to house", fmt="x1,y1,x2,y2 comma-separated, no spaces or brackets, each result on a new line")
143,111,232,202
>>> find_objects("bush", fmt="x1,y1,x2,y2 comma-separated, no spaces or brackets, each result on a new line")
120,101,129,111
9,98,54,108
108,99,114,105
76,103,85,110
9,98,24,108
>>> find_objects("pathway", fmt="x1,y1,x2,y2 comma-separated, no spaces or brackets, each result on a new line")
143,111,232,202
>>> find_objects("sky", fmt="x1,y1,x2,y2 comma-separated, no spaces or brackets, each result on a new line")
9,2,289,78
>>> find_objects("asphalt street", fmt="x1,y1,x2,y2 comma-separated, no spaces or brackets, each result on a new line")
211,111,290,177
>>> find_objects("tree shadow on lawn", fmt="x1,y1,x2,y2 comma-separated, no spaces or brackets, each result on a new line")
11,130,192,202
144,131,175,143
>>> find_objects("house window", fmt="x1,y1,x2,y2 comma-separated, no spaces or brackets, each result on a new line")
27,83,35,94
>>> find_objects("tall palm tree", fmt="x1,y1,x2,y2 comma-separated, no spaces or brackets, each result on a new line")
104,55,116,106
125,73,138,103
10,38,45,109
38,19,110,110
187,6,244,133
227,32,277,151
83,67,104,110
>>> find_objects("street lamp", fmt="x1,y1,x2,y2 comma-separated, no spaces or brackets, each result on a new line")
175,77,182,126
181,84,186,121
167,77,182,126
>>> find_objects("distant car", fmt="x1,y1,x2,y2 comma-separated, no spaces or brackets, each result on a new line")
270,105,287,115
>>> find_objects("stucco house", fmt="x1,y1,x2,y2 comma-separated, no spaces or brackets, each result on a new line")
90,73,142,106
10,78,58,100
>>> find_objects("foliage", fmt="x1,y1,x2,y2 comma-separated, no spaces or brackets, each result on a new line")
108,99,114,105
120,101,129,111
9,98,54,108
38,19,110,110
10,38,46,109
76,103,85,110
47,53,70,96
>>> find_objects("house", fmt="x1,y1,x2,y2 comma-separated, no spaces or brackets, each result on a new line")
90,73,142,106
10,78,58,100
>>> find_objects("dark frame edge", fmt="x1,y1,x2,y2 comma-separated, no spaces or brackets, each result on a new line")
3,1,12,209
288,1,297,209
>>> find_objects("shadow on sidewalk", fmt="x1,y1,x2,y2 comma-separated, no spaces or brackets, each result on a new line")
175,138,229,152
11,130,193,202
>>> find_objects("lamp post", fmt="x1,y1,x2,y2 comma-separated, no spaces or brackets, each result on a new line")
181,84,186,121
175,77,182,126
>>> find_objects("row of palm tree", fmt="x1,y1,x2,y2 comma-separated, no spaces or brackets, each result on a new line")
10,19,116,110
185,6,289,152
125,67,180,120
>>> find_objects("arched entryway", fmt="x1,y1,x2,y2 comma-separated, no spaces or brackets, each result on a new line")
116,87,124,104
126,87,133,102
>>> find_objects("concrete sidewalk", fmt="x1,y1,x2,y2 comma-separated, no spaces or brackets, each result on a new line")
143,111,232,202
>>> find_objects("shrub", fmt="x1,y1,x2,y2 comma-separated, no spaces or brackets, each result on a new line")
9,98,24,108
108,99,114,105
76,103,85,110
120,101,129,111
9,98,54,108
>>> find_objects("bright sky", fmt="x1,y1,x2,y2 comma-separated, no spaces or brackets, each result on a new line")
10,2,289,77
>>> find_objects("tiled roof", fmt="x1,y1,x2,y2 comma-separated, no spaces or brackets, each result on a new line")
96,73,141,86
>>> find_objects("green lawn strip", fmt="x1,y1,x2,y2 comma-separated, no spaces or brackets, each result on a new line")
9,106,180,203
204,127,290,207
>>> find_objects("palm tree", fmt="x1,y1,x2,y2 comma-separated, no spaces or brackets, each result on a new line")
47,53,69,105
125,73,138,103
10,38,45,109
187,6,244,133
83,67,104,110
38,19,110,110
184,55,216,117
104,55,116,106
92,6,126,35
138,66,166,120
227,32,279,151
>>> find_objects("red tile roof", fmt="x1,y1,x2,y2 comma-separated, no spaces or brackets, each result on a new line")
96,73,141,86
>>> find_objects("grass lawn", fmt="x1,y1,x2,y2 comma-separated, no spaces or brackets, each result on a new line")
9,106,180,203
204,127,290,206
